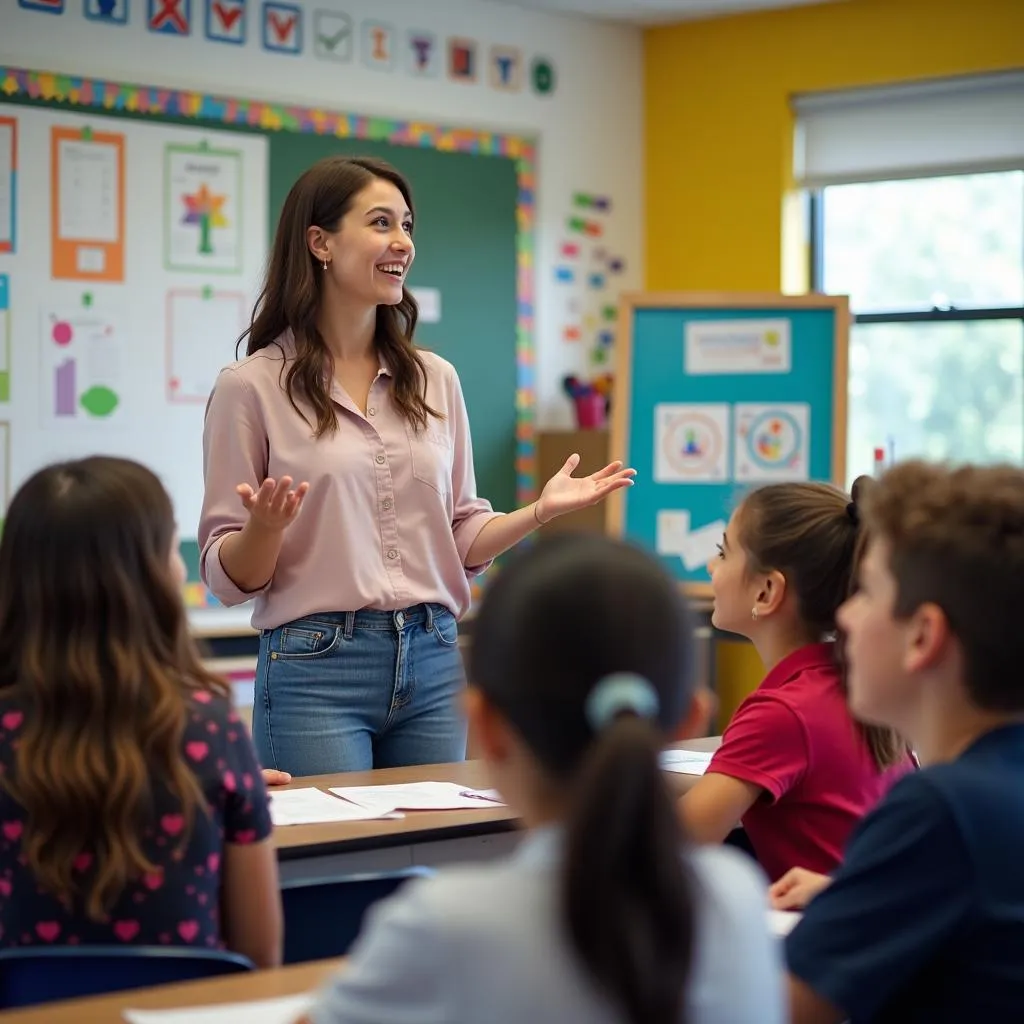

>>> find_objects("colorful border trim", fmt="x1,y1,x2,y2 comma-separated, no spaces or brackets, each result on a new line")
0,65,536,608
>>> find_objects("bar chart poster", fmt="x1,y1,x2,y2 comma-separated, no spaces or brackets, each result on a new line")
40,309,122,425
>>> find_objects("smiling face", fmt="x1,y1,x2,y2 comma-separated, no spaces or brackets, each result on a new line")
308,176,415,309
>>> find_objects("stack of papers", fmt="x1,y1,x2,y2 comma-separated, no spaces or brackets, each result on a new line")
124,993,315,1024
329,781,506,815
659,749,714,776
268,787,402,827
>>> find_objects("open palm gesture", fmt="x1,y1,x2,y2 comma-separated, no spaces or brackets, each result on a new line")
536,454,636,524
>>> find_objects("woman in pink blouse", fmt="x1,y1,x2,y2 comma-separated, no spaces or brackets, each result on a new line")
200,156,634,776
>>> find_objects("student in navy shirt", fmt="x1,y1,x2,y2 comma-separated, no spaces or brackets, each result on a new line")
775,461,1024,1024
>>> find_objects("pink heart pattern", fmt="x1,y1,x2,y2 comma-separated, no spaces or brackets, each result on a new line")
2,821,22,842
1,711,23,731
161,814,184,836
177,920,199,942
114,920,140,942
35,922,60,942
185,742,208,763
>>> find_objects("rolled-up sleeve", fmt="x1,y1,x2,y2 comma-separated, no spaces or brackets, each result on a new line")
447,366,501,574
198,367,271,606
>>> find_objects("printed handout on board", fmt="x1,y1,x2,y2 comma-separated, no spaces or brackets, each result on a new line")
166,288,247,401
40,309,123,425
685,318,791,375
164,143,242,273
654,403,730,484
656,509,727,572
734,402,810,482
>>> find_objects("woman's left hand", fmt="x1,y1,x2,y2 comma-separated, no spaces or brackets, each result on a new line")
535,454,636,523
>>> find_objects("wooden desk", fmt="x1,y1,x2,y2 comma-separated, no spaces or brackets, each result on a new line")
273,760,521,884
273,739,723,882
0,958,342,1023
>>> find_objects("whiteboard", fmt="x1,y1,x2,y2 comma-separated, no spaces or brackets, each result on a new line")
0,105,268,630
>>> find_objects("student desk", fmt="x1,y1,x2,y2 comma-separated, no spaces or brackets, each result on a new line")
0,957,342,1023
274,737,722,884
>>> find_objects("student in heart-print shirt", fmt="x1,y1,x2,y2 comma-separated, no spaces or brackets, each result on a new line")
0,457,280,966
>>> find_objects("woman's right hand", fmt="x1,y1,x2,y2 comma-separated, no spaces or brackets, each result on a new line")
769,867,832,911
237,476,309,532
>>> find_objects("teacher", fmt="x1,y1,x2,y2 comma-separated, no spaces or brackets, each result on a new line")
199,156,634,777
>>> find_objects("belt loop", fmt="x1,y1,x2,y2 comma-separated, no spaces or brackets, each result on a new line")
344,611,355,640
424,603,434,633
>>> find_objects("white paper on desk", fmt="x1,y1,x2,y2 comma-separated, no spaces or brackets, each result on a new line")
269,787,403,826
768,909,801,937
330,781,507,814
659,750,714,776
123,992,314,1024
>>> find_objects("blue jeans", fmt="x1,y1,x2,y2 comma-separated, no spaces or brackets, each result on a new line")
252,604,467,776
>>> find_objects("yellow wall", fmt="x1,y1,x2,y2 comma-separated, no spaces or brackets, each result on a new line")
644,0,1024,292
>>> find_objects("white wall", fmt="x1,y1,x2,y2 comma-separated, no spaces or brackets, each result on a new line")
2,0,644,428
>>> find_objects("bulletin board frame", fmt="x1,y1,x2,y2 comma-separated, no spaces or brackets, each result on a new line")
607,291,849,598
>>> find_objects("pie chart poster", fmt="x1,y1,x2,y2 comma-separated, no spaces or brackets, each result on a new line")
613,297,848,590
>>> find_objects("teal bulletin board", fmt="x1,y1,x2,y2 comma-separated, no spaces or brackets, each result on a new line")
607,292,849,596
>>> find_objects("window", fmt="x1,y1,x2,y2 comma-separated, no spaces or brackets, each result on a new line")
813,170,1024,482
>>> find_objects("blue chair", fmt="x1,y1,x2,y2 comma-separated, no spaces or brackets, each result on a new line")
282,866,432,964
0,945,254,1009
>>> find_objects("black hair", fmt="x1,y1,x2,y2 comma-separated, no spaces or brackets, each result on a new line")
468,533,698,1024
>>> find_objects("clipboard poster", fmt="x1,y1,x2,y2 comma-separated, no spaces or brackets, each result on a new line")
50,124,126,282
0,116,15,254
165,287,247,402
607,292,849,597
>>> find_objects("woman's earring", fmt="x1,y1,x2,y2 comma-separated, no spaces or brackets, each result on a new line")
322,258,328,271
750,606,759,621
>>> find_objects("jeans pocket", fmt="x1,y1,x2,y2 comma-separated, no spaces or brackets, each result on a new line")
272,622,343,659
431,610,459,647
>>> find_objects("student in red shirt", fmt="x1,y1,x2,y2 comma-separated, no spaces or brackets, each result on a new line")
677,479,913,882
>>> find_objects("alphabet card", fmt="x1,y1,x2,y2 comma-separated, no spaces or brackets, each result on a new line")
147,0,190,35
313,9,352,62
362,21,394,70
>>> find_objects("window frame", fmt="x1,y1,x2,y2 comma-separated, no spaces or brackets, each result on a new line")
809,178,1024,468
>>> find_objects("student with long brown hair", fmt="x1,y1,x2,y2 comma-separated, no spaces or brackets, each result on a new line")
300,534,782,1024
199,155,634,776
678,479,914,882
0,457,281,965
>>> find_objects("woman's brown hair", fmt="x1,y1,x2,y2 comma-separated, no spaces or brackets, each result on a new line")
737,478,907,770
239,155,440,435
0,457,229,921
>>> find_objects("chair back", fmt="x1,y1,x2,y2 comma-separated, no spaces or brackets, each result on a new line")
0,945,254,1009
282,866,432,964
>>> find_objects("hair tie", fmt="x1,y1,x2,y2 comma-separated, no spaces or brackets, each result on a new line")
585,673,660,733
846,501,859,526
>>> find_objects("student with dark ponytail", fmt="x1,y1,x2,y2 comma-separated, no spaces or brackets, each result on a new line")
301,534,783,1024
678,478,915,883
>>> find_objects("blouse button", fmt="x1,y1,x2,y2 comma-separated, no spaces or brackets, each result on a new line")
368,407,377,417
375,454,386,465
382,500,393,510
387,549,398,560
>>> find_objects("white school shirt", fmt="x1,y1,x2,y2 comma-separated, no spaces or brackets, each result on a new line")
309,827,785,1024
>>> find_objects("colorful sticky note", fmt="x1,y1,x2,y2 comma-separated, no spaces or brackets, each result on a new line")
598,330,614,346
588,273,605,289
560,242,579,258
583,221,602,238
563,326,581,342
592,196,611,212
608,257,625,273
602,305,617,322
567,216,586,233
554,267,574,283
573,192,592,208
